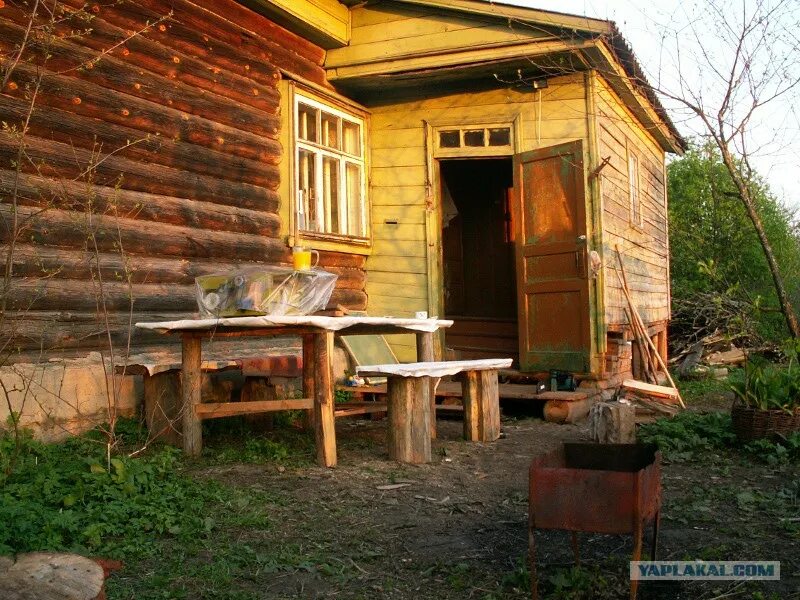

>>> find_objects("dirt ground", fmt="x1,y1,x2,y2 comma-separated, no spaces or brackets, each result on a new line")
112,407,798,600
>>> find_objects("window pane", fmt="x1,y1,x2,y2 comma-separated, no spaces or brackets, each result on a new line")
297,149,318,231
439,130,460,148
298,104,318,143
464,129,485,146
342,120,361,155
322,156,340,234
628,154,640,225
321,112,340,150
488,127,511,146
345,162,364,237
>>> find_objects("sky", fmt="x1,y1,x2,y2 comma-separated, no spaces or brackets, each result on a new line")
507,0,800,209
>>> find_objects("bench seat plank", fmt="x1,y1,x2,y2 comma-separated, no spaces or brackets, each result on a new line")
357,358,512,378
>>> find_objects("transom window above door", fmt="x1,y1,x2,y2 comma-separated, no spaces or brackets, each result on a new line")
294,92,368,241
432,122,516,158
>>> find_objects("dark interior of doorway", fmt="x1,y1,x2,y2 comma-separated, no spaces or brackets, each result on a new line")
440,158,518,366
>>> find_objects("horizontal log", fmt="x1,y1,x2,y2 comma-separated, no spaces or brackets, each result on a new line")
196,398,313,419
1,4,281,117
113,0,328,85
2,61,278,163
0,132,280,210
54,0,281,90
0,19,281,140
0,204,287,261
0,96,279,189
0,170,279,236
183,0,325,64
2,244,366,289
329,288,368,311
0,310,189,353
1,311,306,357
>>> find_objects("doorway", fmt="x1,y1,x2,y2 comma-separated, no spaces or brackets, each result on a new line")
439,158,518,365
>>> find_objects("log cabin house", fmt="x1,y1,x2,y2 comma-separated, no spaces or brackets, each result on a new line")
0,0,683,436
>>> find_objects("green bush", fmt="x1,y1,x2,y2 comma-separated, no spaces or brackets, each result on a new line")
0,424,231,558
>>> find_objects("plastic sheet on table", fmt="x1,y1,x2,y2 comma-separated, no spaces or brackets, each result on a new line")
195,267,337,318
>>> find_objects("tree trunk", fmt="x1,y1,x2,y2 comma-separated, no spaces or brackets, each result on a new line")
719,145,800,339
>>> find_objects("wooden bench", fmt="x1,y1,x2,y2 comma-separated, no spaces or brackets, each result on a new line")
356,358,512,464
115,356,305,445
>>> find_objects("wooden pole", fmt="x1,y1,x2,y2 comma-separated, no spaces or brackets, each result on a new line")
313,331,337,467
387,376,431,463
460,369,501,442
415,331,437,439
181,335,203,457
302,333,316,431
614,247,686,408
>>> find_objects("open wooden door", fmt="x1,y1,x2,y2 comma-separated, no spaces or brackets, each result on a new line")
513,140,592,373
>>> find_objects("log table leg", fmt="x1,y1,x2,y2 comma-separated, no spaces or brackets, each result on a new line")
460,369,501,442
313,331,337,467
387,375,431,464
181,335,203,457
415,331,436,439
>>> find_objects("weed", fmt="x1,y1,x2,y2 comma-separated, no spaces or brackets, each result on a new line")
638,411,736,460
743,432,800,465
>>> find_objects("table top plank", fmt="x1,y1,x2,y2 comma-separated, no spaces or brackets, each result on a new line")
136,315,453,335
357,359,513,378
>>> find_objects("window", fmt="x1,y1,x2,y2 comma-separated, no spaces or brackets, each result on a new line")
294,92,367,240
628,152,641,227
437,126,512,151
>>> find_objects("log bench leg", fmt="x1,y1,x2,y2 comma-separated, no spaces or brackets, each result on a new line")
181,335,203,457
460,369,501,442
143,371,182,446
387,375,431,464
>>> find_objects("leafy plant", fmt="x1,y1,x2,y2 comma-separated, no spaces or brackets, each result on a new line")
743,432,800,465
0,422,267,558
730,361,800,412
638,411,736,460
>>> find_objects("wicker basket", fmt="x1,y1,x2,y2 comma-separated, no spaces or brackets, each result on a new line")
731,402,800,442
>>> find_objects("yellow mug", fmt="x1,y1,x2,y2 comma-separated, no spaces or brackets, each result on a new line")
292,246,319,271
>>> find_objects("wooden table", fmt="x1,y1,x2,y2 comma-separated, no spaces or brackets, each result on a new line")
136,316,452,467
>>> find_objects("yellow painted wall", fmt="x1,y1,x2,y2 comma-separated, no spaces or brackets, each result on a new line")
365,73,590,360
593,74,670,326
327,1,550,73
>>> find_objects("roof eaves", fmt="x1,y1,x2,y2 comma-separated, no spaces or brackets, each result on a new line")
603,23,687,151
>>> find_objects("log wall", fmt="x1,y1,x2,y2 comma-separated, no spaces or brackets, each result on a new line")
0,0,367,362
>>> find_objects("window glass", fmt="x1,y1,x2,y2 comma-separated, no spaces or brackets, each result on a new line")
342,120,361,155
322,155,341,234
297,103,317,143
439,130,460,148
464,129,485,147
345,162,364,237
629,153,641,225
488,128,511,146
297,149,317,231
321,112,340,150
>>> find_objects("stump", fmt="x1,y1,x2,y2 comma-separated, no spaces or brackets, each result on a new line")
589,401,636,443
0,553,105,600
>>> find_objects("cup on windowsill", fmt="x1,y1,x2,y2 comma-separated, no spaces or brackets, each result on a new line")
292,246,319,271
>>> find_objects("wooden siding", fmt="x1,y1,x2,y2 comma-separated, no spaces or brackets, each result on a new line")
594,75,670,326
0,0,365,362
329,1,552,69
365,73,588,360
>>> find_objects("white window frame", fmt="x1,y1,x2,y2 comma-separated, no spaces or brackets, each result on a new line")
293,91,369,242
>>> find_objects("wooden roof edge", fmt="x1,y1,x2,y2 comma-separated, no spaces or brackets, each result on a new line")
586,36,686,154
388,0,613,34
